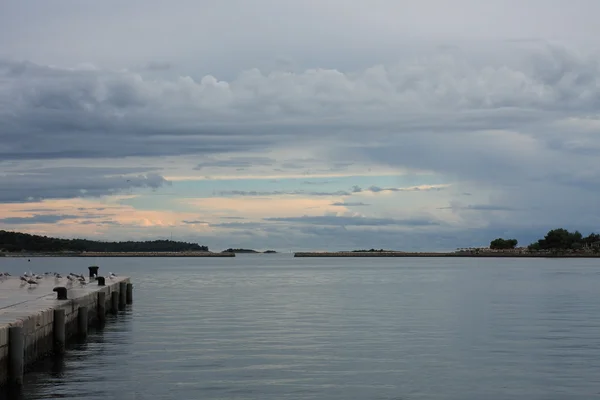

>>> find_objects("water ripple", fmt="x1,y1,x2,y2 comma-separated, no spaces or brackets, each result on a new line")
2,256,600,399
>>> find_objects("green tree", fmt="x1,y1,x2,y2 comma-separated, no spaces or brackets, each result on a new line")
529,228,595,252
490,238,518,249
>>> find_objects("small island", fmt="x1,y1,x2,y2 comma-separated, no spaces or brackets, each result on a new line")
221,248,278,254
295,228,600,258
0,230,234,257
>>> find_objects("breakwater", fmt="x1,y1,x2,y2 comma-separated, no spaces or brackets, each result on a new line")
294,251,600,258
3,251,235,257
0,268,132,387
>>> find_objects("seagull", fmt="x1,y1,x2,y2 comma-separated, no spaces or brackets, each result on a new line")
21,276,37,286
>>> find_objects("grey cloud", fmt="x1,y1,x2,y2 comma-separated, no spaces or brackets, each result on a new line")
302,180,333,185
143,61,173,71
218,185,447,197
219,190,351,197
195,157,275,170
3,46,600,166
2,39,600,243
331,202,370,206
264,215,441,227
0,214,80,224
0,166,171,202
182,220,208,224
80,220,121,226
210,222,269,229
365,185,447,193
437,204,517,211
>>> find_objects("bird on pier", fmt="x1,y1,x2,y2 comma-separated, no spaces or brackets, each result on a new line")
20,276,37,286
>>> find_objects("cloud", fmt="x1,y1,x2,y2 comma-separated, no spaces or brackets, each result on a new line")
3,30,600,251
0,214,80,224
218,184,449,198
142,61,173,71
264,215,441,227
210,222,269,229
181,220,208,225
2,44,599,168
331,202,370,207
194,156,275,170
0,166,171,202
437,204,517,211
356,185,450,194
218,190,351,197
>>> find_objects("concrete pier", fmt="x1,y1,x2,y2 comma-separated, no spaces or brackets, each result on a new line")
0,272,131,386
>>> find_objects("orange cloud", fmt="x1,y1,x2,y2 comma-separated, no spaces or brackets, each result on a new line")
0,197,213,237
184,196,347,219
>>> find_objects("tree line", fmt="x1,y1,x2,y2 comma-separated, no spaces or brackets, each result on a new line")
0,230,209,253
490,229,600,252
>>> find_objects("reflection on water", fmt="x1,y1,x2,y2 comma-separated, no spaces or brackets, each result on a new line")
0,255,600,399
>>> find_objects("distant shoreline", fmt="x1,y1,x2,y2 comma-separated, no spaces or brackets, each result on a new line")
294,251,600,258
1,251,235,258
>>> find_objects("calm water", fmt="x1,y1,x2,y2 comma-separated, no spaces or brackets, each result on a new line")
1,255,600,399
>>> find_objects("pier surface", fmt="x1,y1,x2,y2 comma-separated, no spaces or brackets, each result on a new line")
0,274,130,386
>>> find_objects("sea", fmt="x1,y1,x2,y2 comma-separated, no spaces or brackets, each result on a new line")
1,254,600,400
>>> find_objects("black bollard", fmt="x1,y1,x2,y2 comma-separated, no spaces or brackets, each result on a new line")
53,287,68,300
88,266,99,279
97,276,106,286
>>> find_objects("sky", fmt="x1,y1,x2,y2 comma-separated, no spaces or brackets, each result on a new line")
1,0,600,252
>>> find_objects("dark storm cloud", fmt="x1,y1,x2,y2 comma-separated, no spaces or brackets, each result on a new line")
0,166,170,202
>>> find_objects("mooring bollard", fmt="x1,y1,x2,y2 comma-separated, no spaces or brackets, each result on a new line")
88,265,99,280
97,292,106,324
78,306,88,337
97,276,106,286
53,309,66,354
119,282,127,310
111,291,119,314
8,326,24,385
53,287,68,300
126,283,133,304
